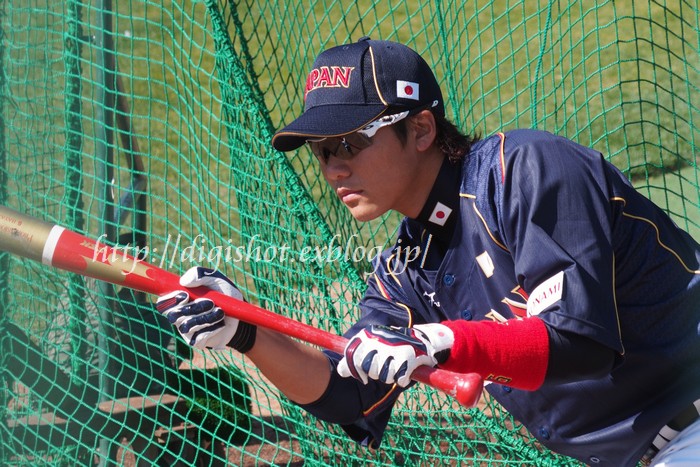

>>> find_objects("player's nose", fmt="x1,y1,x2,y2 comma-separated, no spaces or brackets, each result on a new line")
321,156,352,181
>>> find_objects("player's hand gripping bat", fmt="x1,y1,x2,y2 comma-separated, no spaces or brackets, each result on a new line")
0,205,483,407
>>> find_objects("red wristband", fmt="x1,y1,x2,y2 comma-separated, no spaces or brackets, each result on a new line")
440,317,549,391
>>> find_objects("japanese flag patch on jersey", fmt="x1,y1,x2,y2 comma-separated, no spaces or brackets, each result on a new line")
527,271,564,316
428,202,452,226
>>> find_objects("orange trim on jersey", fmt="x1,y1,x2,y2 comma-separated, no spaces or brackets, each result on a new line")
385,254,402,287
362,384,400,416
384,254,420,323
372,272,391,299
370,272,415,327
497,132,507,184
622,212,700,274
612,253,625,355
458,195,509,251
612,197,700,275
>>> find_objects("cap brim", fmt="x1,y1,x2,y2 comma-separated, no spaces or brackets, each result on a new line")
272,104,387,152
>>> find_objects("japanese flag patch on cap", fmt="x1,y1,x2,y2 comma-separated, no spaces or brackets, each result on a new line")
396,80,420,100
428,202,452,226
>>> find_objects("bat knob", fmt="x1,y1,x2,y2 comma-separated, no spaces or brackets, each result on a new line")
412,367,484,407
453,372,484,408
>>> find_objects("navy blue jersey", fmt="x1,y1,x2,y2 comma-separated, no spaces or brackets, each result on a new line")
299,129,700,466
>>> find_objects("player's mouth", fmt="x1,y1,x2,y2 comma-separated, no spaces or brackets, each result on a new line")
336,188,362,204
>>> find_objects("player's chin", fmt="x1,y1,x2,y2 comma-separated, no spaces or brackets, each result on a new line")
345,203,388,223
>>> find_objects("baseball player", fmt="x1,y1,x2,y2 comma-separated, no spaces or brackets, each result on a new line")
156,38,700,466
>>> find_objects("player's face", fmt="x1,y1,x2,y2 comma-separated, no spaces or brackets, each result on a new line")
317,114,441,221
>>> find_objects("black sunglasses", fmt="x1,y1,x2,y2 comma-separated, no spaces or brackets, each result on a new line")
307,133,374,164
306,109,413,164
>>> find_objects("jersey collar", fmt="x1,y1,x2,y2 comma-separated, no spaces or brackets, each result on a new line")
414,158,462,244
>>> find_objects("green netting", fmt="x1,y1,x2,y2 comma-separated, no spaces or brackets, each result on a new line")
1,0,698,465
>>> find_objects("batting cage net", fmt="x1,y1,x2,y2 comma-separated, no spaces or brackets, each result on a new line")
1,0,698,465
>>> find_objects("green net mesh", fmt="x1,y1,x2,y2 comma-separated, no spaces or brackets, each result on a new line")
1,0,698,465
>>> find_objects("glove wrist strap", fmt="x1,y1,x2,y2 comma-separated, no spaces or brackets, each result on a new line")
227,322,257,353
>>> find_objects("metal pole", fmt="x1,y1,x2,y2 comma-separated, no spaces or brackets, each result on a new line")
0,0,9,463
94,0,118,463
0,0,8,292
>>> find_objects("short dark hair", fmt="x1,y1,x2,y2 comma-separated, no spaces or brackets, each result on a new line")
392,111,480,162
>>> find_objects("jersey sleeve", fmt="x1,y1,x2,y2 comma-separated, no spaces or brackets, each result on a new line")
297,248,418,447
498,130,624,354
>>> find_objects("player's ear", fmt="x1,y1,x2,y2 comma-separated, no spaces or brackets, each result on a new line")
411,110,437,152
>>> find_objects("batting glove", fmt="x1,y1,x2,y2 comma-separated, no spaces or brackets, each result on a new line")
156,267,256,352
337,323,454,387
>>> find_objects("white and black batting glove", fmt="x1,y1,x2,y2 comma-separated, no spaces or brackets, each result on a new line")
155,267,256,352
337,323,454,387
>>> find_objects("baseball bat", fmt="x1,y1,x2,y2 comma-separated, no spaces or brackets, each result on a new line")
0,205,483,407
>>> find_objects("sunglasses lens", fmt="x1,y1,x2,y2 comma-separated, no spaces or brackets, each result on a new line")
309,140,338,162
343,133,372,153
309,133,373,163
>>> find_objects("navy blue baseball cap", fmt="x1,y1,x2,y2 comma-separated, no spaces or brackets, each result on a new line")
272,37,445,152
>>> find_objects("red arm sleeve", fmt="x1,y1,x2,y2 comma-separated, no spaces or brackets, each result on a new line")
440,317,549,391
